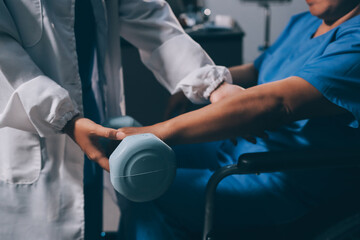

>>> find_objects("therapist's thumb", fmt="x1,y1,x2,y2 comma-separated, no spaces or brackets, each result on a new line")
94,126,119,140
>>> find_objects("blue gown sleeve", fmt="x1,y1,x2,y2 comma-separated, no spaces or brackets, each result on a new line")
294,26,360,128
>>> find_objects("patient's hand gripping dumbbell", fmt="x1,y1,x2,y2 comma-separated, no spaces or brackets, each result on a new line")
102,116,176,202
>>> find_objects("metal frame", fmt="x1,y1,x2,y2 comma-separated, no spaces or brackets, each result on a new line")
202,148,360,240
203,164,242,240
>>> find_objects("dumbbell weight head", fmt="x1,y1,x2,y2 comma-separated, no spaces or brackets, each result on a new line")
103,115,143,129
109,133,176,202
101,116,143,157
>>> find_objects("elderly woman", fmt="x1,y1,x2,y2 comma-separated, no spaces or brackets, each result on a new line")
115,0,360,239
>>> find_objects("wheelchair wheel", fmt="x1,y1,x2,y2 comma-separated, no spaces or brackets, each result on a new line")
315,213,360,240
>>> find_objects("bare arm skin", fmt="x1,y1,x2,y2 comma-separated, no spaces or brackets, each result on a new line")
116,76,347,145
209,63,258,103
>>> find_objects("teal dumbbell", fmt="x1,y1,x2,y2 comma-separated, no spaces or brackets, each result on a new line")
101,116,142,156
103,116,176,202
103,115,143,129
110,133,176,202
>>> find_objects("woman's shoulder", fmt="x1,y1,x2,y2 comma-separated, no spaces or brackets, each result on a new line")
337,14,360,35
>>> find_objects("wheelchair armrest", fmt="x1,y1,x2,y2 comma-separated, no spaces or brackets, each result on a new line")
237,147,360,174
203,147,360,240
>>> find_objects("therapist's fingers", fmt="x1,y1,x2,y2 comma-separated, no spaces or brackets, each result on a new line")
83,137,110,171
64,117,117,141
115,126,163,141
91,125,119,140
115,127,144,140
92,154,110,172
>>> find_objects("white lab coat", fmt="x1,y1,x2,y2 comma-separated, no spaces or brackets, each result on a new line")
0,0,231,239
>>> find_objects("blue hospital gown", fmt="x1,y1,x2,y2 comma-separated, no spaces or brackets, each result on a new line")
119,12,360,240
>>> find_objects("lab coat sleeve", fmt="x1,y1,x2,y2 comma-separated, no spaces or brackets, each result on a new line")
118,0,232,104
0,2,79,136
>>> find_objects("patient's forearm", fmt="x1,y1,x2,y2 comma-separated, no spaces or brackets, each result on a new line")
156,77,347,145
160,86,286,144
117,77,347,145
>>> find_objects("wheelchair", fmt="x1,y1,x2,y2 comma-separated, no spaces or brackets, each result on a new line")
203,147,360,240
100,116,360,240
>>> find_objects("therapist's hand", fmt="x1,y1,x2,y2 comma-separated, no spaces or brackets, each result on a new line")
115,124,167,143
63,116,121,171
210,82,245,103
